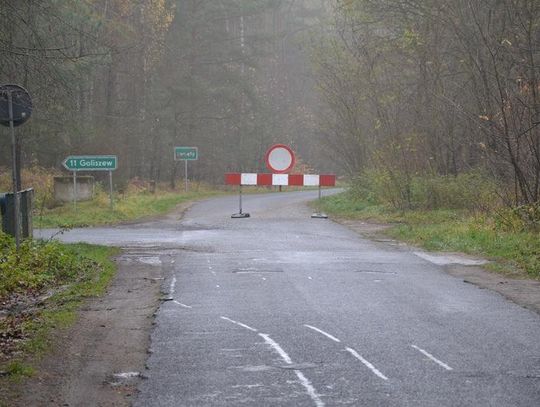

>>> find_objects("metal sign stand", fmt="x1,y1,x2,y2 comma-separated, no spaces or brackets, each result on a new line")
231,185,250,218
311,185,328,219
72,171,77,211
109,171,114,209
184,160,188,193
7,91,21,248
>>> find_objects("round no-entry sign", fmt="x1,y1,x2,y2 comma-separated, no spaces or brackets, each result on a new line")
265,144,296,174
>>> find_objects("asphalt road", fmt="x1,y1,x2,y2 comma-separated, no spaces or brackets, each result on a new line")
38,190,540,406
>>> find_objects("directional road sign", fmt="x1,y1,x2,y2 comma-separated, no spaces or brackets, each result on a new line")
174,147,198,161
62,155,117,171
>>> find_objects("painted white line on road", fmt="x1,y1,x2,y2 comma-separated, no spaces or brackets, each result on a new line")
259,333,325,407
411,345,453,371
220,316,258,332
173,300,192,309
169,277,176,295
295,370,325,407
345,347,388,381
259,333,293,364
304,325,341,343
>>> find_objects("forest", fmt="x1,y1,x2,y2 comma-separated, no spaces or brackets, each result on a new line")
313,0,540,214
0,0,328,187
1,0,539,217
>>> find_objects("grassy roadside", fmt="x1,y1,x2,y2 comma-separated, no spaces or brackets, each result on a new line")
35,187,224,228
0,237,118,389
316,191,540,279
2,182,224,389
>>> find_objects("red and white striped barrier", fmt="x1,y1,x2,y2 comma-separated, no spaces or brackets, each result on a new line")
225,173,336,187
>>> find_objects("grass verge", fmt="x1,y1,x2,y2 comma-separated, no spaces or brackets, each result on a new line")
35,187,223,228
316,191,540,279
0,239,118,386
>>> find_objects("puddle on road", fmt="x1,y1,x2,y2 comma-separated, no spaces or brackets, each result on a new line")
137,257,162,266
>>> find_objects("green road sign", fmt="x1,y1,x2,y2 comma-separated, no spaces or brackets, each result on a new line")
62,155,117,171
174,146,198,161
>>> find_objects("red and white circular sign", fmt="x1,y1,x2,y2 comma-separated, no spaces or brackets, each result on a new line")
265,144,296,174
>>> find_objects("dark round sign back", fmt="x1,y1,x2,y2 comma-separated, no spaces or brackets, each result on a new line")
0,84,32,127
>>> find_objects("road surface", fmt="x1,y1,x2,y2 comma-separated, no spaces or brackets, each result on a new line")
38,190,540,406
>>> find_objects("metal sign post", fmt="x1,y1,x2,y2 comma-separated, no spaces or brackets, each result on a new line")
1,84,32,249
231,185,250,218
109,171,114,210
72,171,77,211
311,185,328,219
8,91,21,248
184,159,188,193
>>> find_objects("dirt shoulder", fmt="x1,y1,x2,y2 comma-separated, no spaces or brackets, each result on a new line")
7,249,166,407
337,218,540,315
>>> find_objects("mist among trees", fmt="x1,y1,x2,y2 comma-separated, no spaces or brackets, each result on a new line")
312,0,540,209
1,0,328,185
1,0,539,215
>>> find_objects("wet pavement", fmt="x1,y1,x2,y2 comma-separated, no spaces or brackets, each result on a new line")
37,190,540,406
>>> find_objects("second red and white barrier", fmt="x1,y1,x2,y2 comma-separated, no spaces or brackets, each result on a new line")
225,173,336,187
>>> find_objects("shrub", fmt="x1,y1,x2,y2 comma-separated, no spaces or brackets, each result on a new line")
351,169,499,211
0,233,98,298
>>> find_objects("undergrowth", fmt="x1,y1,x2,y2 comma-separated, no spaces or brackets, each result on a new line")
318,173,540,278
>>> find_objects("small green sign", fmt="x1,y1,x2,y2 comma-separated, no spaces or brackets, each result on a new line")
63,155,117,171
174,146,198,161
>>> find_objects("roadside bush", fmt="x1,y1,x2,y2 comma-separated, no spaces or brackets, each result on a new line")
0,166,60,209
495,202,540,232
351,169,499,211
0,233,97,298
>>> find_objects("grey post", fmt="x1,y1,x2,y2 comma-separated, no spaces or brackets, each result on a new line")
184,159,188,193
109,170,114,209
73,171,77,211
231,184,250,218
311,185,328,219
8,90,21,249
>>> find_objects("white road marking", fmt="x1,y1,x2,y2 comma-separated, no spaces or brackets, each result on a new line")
294,370,325,407
304,325,341,343
259,333,293,364
113,371,141,379
259,333,324,407
220,316,258,332
169,277,176,295
411,345,453,371
345,347,388,381
308,276,313,280
173,300,192,309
